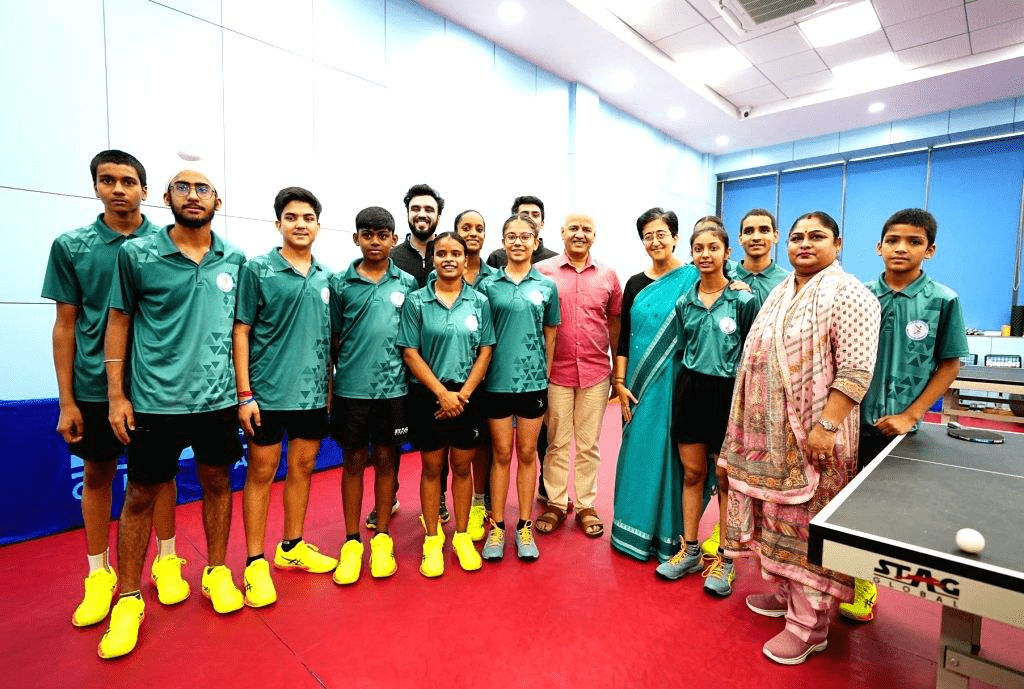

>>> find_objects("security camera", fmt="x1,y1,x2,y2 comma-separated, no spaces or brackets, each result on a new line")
739,106,751,119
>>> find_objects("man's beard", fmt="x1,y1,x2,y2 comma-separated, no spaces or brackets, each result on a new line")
172,205,216,229
408,219,437,242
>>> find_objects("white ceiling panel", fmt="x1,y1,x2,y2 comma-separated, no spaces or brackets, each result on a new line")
966,0,1024,32
872,0,963,27
654,21,731,57
711,65,769,93
817,30,893,67
736,25,810,63
727,83,786,107
777,69,835,98
896,34,972,69
970,16,1024,53
611,0,704,42
885,6,968,51
759,49,828,81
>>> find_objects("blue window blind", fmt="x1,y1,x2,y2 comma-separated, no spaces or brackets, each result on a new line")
778,165,844,240
721,174,778,237
928,138,1024,330
842,151,928,282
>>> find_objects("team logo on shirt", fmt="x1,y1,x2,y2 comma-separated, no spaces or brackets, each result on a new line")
465,314,479,331
216,272,234,292
719,316,737,334
320,287,330,304
527,290,543,305
390,291,406,307
906,320,929,341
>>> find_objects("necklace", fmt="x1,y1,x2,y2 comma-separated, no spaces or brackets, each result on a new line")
698,283,728,294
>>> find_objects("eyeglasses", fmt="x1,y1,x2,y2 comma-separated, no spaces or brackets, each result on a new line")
642,231,672,244
169,181,215,199
503,233,536,244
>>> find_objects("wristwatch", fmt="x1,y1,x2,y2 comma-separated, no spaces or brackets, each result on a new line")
816,418,839,433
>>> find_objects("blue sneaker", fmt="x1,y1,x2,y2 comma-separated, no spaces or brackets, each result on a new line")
702,554,735,596
481,521,505,561
514,521,539,561
655,543,704,580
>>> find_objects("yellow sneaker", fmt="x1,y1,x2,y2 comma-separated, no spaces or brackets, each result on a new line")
839,578,877,622
701,523,721,557
369,533,397,579
452,531,482,571
420,533,445,578
419,514,446,545
274,540,339,574
468,505,487,542
333,540,364,585
72,566,117,627
151,555,190,605
201,565,243,614
243,558,277,608
97,595,145,659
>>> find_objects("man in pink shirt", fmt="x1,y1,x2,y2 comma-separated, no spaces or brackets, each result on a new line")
535,213,622,538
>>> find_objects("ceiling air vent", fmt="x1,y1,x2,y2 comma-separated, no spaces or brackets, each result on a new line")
708,0,841,36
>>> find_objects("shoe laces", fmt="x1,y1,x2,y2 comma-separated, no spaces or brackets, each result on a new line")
487,525,504,545
667,543,699,565
517,525,535,546
702,554,729,580
854,579,876,605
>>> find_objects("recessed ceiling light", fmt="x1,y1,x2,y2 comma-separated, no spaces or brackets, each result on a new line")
832,53,901,87
868,101,885,114
608,68,635,93
673,47,751,85
668,106,686,120
715,135,730,147
498,1,524,25
798,1,881,48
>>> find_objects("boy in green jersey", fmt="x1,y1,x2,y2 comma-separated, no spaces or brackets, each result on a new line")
234,187,338,608
42,150,182,629
840,208,969,623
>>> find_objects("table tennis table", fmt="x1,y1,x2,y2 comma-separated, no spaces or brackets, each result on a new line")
809,423,1024,689
942,365,1024,426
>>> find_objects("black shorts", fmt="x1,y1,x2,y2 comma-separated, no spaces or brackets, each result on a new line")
484,389,548,420
248,408,329,446
408,383,483,451
857,424,893,472
672,368,735,449
330,396,409,450
127,407,244,485
68,400,124,462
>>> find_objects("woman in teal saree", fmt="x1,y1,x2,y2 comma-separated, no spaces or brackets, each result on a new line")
610,209,700,562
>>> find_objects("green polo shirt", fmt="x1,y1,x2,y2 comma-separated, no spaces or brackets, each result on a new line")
427,260,497,291
732,260,789,308
235,249,331,410
479,267,561,393
109,226,245,414
860,272,969,429
42,214,159,402
397,283,496,384
329,259,418,399
674,285,757,378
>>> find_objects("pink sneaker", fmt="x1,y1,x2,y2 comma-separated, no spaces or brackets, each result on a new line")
746,591,787,618
762,629,827,665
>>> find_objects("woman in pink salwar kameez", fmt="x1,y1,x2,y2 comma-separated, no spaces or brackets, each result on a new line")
720,211,881,665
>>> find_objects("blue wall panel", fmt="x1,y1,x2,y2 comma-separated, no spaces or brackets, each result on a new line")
778,165,844,235
841,151,928,282
720,174,778,238
928,139,1024,330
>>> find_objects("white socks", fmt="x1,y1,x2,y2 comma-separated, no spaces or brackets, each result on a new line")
157,536,176,558
87,549,109,573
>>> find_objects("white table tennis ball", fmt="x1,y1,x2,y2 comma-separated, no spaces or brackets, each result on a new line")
955,528,985,554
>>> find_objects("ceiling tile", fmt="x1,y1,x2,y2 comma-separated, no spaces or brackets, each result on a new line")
710,65,769,92
736,25,811,62
885,6,968,51
777,69,834,97
966,0,1024,31
758,49,828,81
725,83,786,107
655,21,731,57
872,0,962,27
817,30,893,67
612,1,705,42
970,16,1024,53
687,0,720,23
896,34,971,68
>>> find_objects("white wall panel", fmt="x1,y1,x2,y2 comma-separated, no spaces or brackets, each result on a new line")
0,1,107,195
105,0,226,195
222,0,313,57
0,304,60,400
313,0,386,83
157,0,222,24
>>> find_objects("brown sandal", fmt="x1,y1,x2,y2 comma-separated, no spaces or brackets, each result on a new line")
575,507,604,538
535,504,567,534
